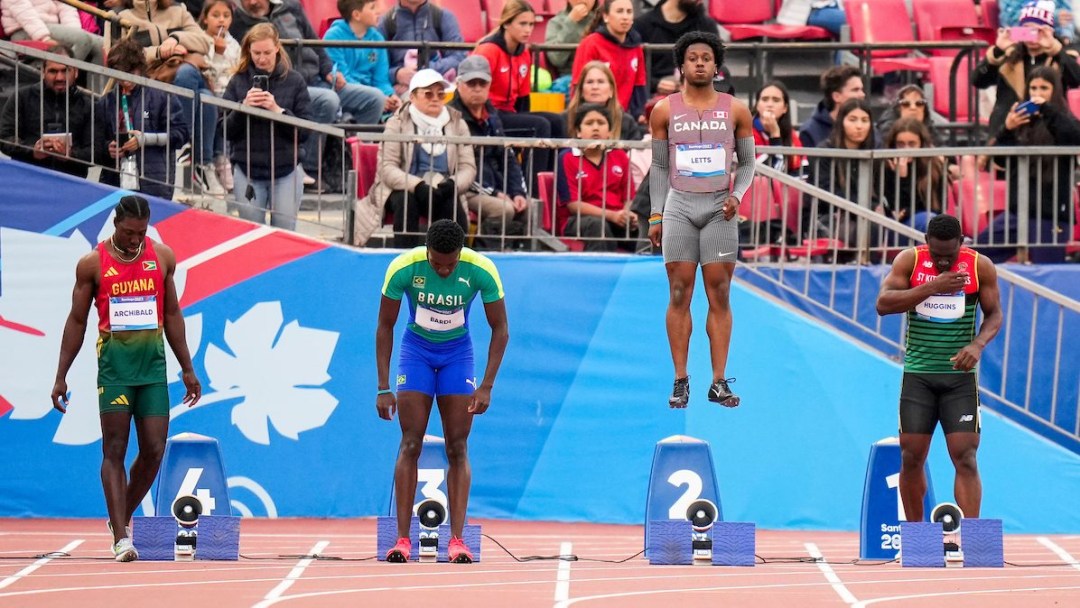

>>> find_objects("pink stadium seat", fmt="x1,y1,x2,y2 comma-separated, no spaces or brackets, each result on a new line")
927,55,978,123
299,0,341,37
443,0,489,43
845,0,932,74
949,172,1007,237
710,0,832,41
348,137,380,200
537,171,585,250
980,0,1000,29
912,0,995,57
1068,89,1080,120
485,0,508,31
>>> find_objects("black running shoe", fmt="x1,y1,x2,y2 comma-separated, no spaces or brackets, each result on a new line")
668,376,690,408
708,378,740,407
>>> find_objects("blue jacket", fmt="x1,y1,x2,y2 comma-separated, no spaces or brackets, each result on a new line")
449,95,527,198
798,101,834,150
323,19,395,96
95,85,188,200
378,1,466,81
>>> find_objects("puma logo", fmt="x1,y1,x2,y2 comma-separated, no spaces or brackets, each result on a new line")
458,277,471,287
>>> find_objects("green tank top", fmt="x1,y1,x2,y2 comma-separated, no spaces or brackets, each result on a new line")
904,246,980,374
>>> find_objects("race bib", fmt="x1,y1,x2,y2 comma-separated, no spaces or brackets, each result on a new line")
915,292,965,323
110,295,157,331
675,143,727,178
415,305,465,332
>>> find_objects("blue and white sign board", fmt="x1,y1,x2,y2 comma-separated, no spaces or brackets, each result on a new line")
860,436,936,559
645,435,723,551
154,432,232,517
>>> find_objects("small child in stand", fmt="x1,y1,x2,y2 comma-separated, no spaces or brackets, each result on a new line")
200,0,242,192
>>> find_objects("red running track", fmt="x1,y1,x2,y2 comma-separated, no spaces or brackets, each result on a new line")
0,519,1077,607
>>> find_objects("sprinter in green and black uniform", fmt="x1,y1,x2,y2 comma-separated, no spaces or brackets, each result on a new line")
376,220,509,564
876,214,1002,523
51,195,201,562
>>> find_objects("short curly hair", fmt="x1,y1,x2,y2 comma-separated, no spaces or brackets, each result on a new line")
673,31,725,72
427,219,465,253
926,214,962,242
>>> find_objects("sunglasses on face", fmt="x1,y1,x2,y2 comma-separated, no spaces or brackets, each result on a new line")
899,99,927,108
417,88,446,101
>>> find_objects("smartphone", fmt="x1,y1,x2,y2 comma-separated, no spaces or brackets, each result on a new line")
252,75,269,91
1009,26,1039,43
1016,99,1041,115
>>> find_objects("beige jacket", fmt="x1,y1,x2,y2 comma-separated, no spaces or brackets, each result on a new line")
119,0,212,62
353,103,477,246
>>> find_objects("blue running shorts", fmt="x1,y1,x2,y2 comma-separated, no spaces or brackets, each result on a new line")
397,331,476,397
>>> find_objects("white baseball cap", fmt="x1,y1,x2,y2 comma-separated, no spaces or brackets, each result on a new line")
408,69,453,97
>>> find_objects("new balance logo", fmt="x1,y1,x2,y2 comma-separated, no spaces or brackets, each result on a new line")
104,267,119,277
458,277,471,288
110,394,130,406
959,414,974,422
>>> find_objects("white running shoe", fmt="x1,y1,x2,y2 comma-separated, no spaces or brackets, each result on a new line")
113,537,138,562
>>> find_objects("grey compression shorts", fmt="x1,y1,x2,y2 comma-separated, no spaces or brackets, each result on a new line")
661,189,739,264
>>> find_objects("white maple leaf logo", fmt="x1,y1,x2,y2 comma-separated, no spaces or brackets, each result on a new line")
194,301,339,445
0,222,201,445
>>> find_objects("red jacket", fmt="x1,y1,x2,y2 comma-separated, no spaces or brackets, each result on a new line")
472,31,532,113
571,27,646,118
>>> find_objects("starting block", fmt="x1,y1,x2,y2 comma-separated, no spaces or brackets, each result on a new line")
644,435,754,566
860,437,936,560
901,507,1003,568
137,433,239,560
379,435,482,562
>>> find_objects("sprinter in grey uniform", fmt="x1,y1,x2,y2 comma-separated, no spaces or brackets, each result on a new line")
647,31,755,409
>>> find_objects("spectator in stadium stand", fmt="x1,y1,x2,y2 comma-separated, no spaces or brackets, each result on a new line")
95,37,189,201
880,117,948,235
798,64,868,149
633,0,719,93
371,69,476,248
471,0,564,178
323,0,402,115
876,84,940,145
232,0,386,187
570,0,648,121
117,0,224,195
378,0,468,96
557,103,637,251
998,0,1075,43
978,66,1080,264
222,22,311,229
775,0,847,36
751,79,805,175
0,44,95,178
974,0,1080,138
544,0,600,78
0,0,106,85
448,55,531,239
565,60,645,141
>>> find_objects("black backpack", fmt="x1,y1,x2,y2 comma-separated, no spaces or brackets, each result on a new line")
385,5,444,41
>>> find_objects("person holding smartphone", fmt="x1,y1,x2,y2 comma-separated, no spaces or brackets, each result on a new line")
222,23,311,230
0,44,94,177
977,66,1080,263
973,0,1080,138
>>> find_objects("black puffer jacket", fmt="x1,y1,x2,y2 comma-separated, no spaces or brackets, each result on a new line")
223,62,312,180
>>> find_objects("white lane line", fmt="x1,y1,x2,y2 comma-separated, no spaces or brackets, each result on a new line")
1037,536,1080,571
553,541,573,607
852,585,1080,607
0,540,83,591
805,542,858,605
253,540,329,608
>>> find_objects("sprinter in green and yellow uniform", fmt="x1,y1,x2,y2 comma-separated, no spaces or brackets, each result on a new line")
376,220,509,564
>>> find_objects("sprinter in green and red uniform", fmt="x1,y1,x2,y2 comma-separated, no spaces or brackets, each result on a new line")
376,220,509,564
51,195,200,562
876,214,1002,523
